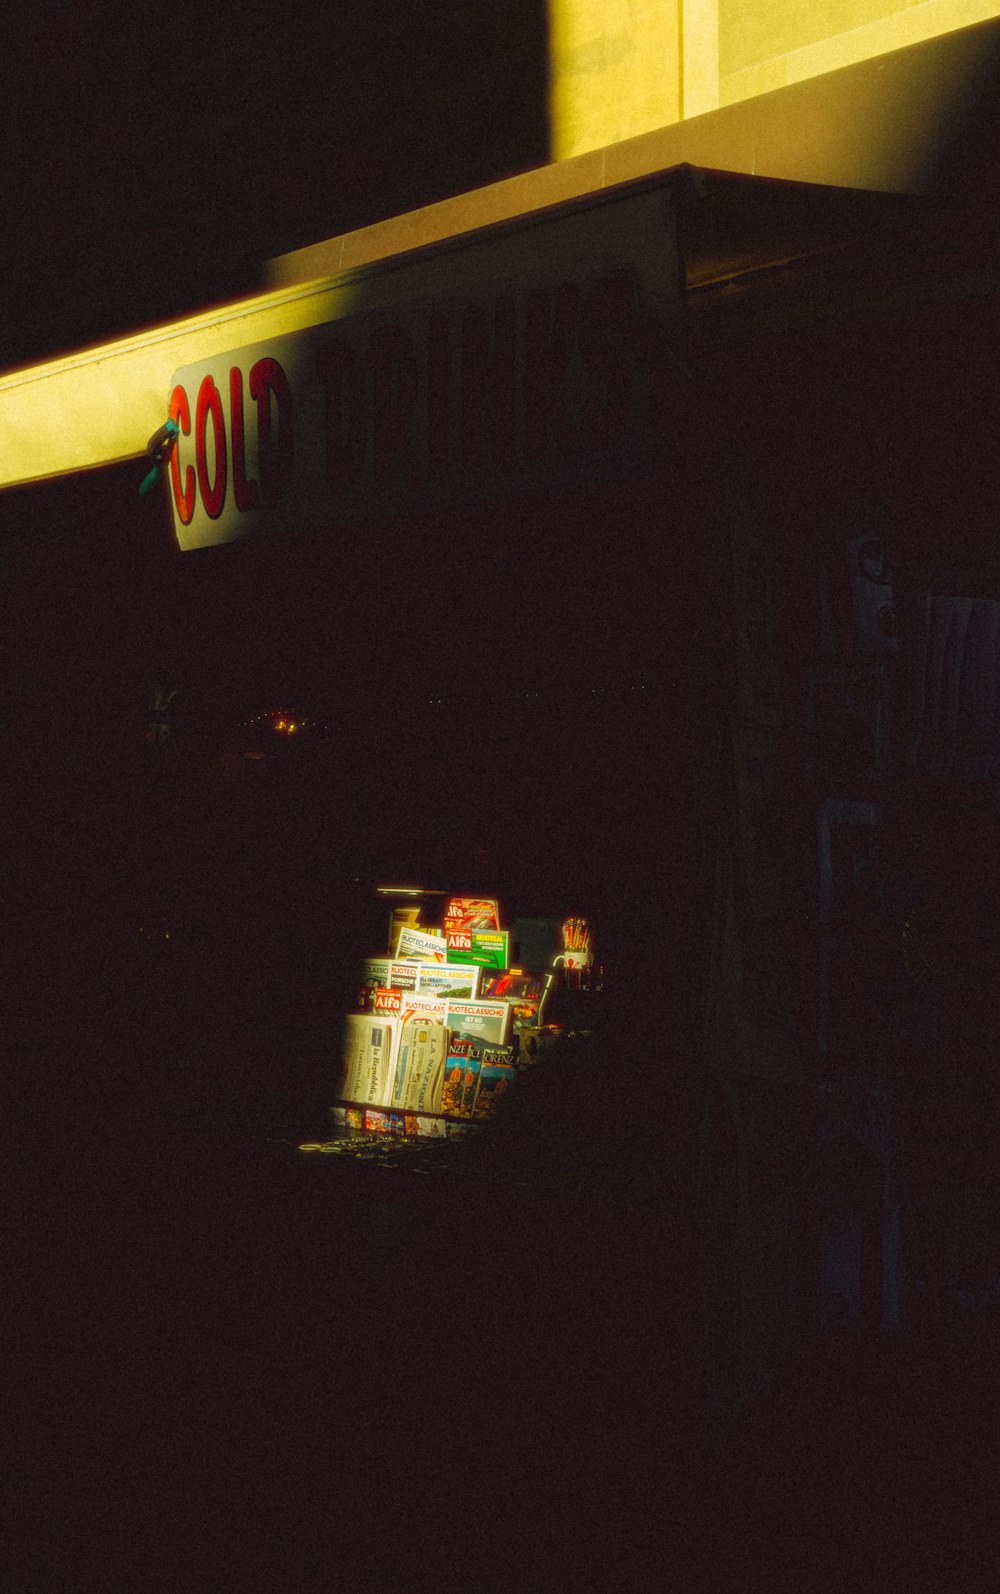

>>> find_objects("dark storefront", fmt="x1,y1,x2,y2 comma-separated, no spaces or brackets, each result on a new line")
683,185,1000,1347
6,165,1000,1436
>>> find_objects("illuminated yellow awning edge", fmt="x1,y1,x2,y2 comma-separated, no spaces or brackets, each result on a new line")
0,273,372,490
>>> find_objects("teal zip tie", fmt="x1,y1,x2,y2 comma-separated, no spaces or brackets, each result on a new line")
139,417,179,496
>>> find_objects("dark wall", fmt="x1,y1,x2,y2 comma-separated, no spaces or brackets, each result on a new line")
2,0,550,367
3,379,726,1133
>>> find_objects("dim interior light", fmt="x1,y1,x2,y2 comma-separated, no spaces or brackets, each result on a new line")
270,710,310,735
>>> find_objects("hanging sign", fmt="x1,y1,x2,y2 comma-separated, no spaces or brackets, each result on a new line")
165,185,685,549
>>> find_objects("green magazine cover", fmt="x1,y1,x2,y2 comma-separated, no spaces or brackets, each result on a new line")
444,929,509,968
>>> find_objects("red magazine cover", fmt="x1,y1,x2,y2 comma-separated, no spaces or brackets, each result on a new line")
442,897,500,932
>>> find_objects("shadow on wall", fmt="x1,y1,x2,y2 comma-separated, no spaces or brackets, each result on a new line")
917,24,1000,204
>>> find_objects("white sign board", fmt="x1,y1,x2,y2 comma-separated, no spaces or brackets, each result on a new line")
166,186,684,549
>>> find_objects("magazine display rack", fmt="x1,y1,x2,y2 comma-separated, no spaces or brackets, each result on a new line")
331,896,592,1139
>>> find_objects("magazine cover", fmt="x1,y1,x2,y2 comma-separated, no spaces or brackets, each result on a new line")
403,1114,448,1138
364,1109,406,1134
359,958,390,1005
395,924,448,962
464,1042,515,1112
370,985,404,1017
444,928,509,968
459,1051,482,1117
414,962,481,1001
440,1042,469,1115
442,898,501,931
388,905,422,957
397,992,448,1027
337,1013,400,1105
472,1061,516,1120
358,959,419,1008
444,999,512,1046
479,970,544,1030
392,1019,449,1112
472,1042,515,1070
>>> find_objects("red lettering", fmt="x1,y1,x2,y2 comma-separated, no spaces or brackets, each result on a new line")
367,324,420,487
249,357,293,508
195,375,226,520
229,367,259,512
168,384,195,525
460,296,516,473
315,337,368,492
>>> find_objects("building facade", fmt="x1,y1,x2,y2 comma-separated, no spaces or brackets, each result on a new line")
5,2,1000,1419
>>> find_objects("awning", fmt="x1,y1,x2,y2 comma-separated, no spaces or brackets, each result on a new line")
0,166,915,523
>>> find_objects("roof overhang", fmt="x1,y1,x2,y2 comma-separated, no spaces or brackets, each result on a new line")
0,163,918,500
8,11,1000,496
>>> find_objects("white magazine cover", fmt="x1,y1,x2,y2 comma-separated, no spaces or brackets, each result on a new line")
395,924,448,962
414,962,481,1001
397,992,448,1027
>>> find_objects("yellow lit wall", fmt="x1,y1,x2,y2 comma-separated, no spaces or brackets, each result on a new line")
717,0,1000,107
550,0,1000,155
548,0,681,158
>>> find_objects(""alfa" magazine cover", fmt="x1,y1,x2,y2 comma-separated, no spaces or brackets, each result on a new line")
442,898,500,932
444,928,509,968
